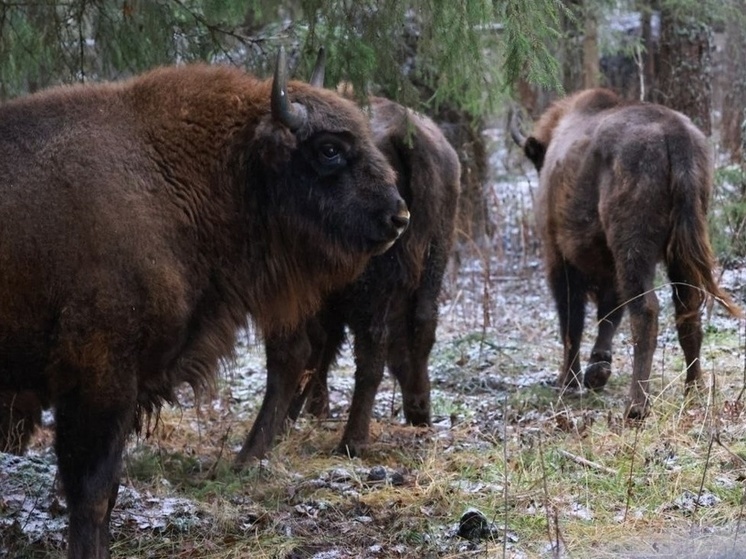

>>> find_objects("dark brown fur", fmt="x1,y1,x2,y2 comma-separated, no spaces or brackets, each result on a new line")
514,88,741,418
0,63,407,558
235,97,460,464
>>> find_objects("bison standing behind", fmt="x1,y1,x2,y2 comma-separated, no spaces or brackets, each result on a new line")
235,94,460,465
512,88,741,418
0,49,408,559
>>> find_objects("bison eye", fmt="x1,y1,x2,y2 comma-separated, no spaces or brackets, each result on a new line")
316,141,346,171
309,133,352,175
320,143,339,159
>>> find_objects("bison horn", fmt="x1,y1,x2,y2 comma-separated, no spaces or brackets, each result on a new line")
272,46,308,131
309,47,326,88
509,107,527,148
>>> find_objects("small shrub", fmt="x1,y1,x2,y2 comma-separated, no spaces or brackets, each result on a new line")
710,164,746,265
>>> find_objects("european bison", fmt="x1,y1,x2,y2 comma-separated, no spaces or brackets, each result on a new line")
511,88,741,418
0,49,408,559
235,93,460,465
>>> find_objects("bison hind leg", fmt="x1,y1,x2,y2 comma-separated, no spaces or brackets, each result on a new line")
293,314,346,422
547,260,588,389
666,262,705,387
583,285,624,391
336,329,387,458
235,326,313,468
386,313,433,428
0,390,43,455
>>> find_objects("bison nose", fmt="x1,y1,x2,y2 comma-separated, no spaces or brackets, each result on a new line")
391,201,410,236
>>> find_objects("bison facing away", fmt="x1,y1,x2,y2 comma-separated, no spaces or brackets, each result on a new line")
512,88,741,418
0,50,408,559
235,95,460,465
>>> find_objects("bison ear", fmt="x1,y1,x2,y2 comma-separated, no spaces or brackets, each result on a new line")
524,137,546,172
253,116,298,171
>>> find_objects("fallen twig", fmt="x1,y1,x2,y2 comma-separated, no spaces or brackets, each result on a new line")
558,449,617,476
714,433,746,468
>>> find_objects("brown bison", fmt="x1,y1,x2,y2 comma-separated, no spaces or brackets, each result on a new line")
512,88,741,418
0,49,408,559
235,92,460,465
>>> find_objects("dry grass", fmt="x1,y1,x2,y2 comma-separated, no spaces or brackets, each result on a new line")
89,258,745,559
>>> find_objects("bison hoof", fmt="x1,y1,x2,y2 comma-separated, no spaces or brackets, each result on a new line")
583,361,612,390
683,379,701,396
306,401,330,419
624,402,649,422
335,440,365,459
403,402,431,427
406,413,431,427
556,371,582,390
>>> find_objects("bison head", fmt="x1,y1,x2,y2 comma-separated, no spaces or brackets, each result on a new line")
240,48,409,332
509,107,546,172
252,48,409,258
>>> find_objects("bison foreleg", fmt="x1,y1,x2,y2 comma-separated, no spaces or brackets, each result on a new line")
391,239,451,427
387,299,438,427
55,386,134,559
337,330,386,458
584,286,624,390
286,376,318,424
235,326,311,468
548,259,587,389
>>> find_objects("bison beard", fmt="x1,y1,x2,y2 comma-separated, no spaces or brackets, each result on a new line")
512,88,741,418
0,50,408,559
235,95,460,465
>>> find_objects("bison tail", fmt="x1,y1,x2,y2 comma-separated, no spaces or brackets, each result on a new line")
666,145,742,319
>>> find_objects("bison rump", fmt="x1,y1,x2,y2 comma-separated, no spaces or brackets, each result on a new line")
513,87,740,421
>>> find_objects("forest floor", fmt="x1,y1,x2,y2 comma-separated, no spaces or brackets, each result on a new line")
2,129,746,559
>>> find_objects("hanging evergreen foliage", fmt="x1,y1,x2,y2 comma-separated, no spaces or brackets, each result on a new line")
0,0,565,114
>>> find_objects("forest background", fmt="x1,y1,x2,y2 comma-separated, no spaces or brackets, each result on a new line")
2,0,745,244
2,1,746,558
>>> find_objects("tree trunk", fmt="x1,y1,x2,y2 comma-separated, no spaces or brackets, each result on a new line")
654,7,713,135
721,0,746,163
436,109,490,247
560,0,584,93
582,3,599,89
639,1,657,101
